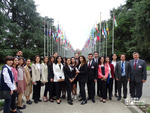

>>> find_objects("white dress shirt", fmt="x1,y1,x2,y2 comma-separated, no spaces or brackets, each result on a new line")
3,64,16,91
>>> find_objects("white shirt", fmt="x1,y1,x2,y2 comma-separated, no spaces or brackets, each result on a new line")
112,61,117,72
36,63,41,74
3,64,16,91
108,65,112,78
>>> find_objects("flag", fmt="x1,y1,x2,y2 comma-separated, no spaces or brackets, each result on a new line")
102,29,105,38
104,27,107,38
95,24,99,33
97,33,100,41
106,23,109,35
114,16,118,27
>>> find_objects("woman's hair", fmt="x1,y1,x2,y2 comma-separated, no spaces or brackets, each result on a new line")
98,56,105,65
18,57,25,66
43,56,49,64
63,57,67,65
55,56,63,64
49,56,55,67
12,57,18,69
105,57,111,63
34,55,41,64
71,57,77,66
78,55,87,67
66,58,71,65
4,56,14,64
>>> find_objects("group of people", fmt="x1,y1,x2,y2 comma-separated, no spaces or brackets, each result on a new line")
0,51,147,113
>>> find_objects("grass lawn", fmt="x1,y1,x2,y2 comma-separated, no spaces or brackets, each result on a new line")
147,66,150,71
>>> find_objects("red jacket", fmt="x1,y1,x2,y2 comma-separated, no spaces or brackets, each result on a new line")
98,64,109,79
109,63,115,78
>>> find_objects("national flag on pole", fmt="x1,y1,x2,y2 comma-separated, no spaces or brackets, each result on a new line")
102,29,105,38
106,23,109,35
97,33,100,41
114,16,118,27
104,27,107,38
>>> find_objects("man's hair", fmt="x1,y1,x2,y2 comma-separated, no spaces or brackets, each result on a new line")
94,51,98,54
88,53,93,56
133,52,139,55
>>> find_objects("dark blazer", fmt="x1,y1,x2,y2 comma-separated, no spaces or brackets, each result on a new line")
115,61,129,80
48,63,54,81
129,59,147,83
109,63,115,78
77,63,88,82
63,65,73,81
87,60,98,80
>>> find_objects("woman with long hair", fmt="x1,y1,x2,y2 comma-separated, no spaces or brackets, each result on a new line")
48,56,55,102
76,55,88,105
24,59,33,104
11,57,21,113
31,55,42,104
97,56,109,103
17,57,26,109
53,56,65,104
63,58,74,105
41,56,49,102
70,57,77,99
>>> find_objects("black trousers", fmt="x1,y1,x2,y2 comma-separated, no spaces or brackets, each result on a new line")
33,81,41,101
130,81,143,99
49,81,54,99
44,82,50,97
79,82,86,101
65,80,72,100
107,78,113,98
10,90,17,110
4,97,11,113
54,82,61,100
115,79,118,94
97,80,101,96
118,76,127,98
87,79,95,99
98,79,107,99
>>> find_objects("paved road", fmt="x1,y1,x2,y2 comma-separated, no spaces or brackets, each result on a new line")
0,71,150,113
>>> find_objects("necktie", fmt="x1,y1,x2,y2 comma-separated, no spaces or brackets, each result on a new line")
134,60,137,70
121,62,124,73
88,61,91,68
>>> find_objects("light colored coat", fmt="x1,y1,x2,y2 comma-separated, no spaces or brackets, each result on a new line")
31,63,41,82
41,63,48,82
53,63,65,82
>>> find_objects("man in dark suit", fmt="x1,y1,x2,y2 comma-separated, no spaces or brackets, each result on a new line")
115,54,129,101
129,52,147,100
87,53,98,103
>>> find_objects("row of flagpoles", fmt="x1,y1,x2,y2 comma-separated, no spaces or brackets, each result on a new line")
81,12,117,57
43,18,75,57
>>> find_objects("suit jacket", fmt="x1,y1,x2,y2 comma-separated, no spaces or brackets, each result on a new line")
87,60,98,80
129,59,147,83
115,61,129,80
109,63,115,78
63,65,74,81
41,63,48,82
53,63,65,82
31,64,41,82
48,63,54,81
77,63,88,82
24,65,32,84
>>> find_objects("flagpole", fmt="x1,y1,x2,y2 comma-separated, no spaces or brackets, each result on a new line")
47,21,49,56
99,12,101,56
112,12,114,54
49,24,51,56
105,23,107,57
44,18,46,57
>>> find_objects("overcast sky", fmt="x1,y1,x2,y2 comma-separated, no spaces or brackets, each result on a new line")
34,0,126,50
